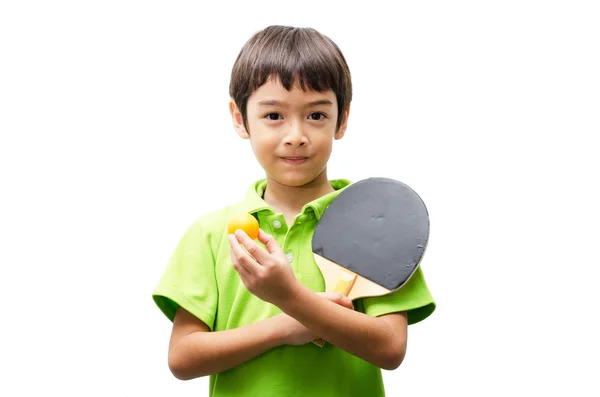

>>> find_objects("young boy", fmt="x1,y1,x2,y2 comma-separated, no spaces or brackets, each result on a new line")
153,25,436,396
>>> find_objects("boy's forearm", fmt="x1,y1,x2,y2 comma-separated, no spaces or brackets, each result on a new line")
279,284,406,370
169,316,284,380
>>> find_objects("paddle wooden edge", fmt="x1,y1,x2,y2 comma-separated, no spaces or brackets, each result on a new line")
313,253,391,301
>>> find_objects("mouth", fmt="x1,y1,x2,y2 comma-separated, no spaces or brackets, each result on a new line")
281,157,309,165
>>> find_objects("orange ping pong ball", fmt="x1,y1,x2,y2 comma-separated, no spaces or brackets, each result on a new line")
227,213,259,240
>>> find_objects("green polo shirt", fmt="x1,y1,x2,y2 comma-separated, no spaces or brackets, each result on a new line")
153,178,436,397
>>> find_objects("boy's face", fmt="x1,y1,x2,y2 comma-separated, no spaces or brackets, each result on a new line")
230,77,349,188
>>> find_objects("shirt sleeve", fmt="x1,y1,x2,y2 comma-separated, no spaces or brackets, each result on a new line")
152,217,219,331
361,266,436,325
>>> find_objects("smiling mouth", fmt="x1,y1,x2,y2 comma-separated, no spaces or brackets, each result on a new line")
281,157,308,164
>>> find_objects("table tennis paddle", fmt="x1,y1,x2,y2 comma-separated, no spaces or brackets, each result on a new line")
311,177,429,347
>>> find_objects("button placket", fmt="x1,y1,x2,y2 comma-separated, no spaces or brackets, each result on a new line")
283,218,308,275
262,214,287,248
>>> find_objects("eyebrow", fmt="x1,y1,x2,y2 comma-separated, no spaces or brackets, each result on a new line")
257,99,334,107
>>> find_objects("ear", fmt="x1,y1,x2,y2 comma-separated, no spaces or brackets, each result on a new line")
229,100,249,139
334,104,351,140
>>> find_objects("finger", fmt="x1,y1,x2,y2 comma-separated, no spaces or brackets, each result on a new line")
230,250,252,278
317,292,340,300
317,292,354,309
318,292,346,301
228,234,259,275
234,261,252,284
257,229,285,256
234,229,271,265
340,296,354,310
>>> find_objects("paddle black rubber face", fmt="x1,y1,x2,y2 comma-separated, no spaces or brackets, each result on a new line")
312,177,429,291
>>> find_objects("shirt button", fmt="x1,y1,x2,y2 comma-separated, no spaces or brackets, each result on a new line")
273,220,282,229
286,253,293,263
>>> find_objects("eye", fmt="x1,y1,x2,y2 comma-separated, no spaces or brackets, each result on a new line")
308,112,326,121
265,113,283,121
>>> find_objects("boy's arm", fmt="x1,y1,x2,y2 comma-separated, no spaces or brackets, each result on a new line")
168,292,354,380
280,286,407,370
229,229,407,371
167,307,280,380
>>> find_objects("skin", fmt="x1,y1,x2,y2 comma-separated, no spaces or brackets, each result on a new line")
167,77,408,381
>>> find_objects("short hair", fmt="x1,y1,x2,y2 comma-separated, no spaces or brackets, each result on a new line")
229,25,352,131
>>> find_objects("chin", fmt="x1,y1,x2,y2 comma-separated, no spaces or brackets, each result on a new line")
269,170,325,187
274,176,311,187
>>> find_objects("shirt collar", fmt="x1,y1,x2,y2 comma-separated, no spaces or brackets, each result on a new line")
240,178,353,220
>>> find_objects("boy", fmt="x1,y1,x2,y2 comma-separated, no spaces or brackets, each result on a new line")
153,25,435,396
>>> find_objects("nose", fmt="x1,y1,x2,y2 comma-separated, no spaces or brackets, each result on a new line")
283,121,308,147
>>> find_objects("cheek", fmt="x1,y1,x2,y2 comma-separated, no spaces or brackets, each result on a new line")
315,136,334,155
248,131,277,158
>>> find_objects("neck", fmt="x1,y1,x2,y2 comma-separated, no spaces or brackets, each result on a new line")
263,170,335,218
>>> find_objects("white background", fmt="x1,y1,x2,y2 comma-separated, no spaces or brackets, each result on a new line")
1,1,599,396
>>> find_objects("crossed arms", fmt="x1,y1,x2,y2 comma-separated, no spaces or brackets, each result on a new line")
167,229,407,380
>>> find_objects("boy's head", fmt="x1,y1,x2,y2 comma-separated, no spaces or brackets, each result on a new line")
229,25,352,188
229,25,352,133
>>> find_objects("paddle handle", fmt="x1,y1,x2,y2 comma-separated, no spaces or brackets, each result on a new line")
312,270,358,347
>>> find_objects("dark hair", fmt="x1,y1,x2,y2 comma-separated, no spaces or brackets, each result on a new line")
229,25,352,131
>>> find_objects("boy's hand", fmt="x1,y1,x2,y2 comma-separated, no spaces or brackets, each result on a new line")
228,229,302,306
276,292,355,346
